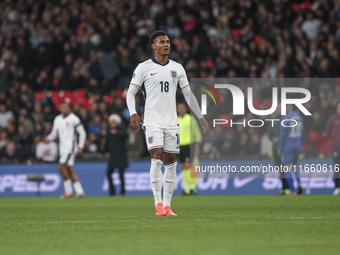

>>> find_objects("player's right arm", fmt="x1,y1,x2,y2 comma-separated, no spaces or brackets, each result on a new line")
45,118,58,143
127,90,142,131
127,64,144,131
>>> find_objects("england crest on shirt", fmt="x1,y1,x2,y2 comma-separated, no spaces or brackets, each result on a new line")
170,70,177,85
170,70,177,78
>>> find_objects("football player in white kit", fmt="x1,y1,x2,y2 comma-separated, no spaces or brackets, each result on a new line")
127,31,208,216
45,102,86,198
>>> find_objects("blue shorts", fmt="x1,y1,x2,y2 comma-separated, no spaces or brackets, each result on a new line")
281,148,300,165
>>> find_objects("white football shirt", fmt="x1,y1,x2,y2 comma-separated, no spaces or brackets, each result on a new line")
47,113,86,154
130,57,189,129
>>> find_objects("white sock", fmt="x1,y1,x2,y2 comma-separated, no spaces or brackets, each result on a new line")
150,158,163,206
163,161,177,208
63,179,73,194
73,181,84,195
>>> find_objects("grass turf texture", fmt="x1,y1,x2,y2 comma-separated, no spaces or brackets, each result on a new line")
1,195,339,255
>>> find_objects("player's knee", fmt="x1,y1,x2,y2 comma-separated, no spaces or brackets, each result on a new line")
58,163,66,171
151,154,162,160
164,154,177,165
149,149,162,160
65,166,72,173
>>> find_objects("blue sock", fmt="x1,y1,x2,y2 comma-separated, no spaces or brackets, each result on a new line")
285,171,295,192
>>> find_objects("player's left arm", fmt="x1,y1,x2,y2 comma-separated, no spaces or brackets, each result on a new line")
75,118,86,155
191,116,202,143
181,87,208,133
191,116,202,157
178,65,208,133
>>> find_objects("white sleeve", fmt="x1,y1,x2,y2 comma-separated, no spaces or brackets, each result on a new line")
177,64,203,119
130,64,144,90
127,64,144,116
47,118,58,141
181,86,204,120
127,85,140,116
178,64,190,90
74,118,86,149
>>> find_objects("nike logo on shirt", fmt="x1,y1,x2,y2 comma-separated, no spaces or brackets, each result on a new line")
150,73,157,76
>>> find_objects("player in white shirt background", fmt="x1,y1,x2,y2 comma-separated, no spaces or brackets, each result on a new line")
127,30,208,216
45,102,87,198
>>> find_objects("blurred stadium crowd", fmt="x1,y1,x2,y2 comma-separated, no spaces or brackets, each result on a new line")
1,0,340,163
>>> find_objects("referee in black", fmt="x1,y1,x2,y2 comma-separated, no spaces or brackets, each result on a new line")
105,114,129,196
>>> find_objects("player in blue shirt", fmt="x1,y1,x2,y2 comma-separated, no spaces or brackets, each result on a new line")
278,104,304,195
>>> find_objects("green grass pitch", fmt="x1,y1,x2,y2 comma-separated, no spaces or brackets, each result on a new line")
1,195,339,255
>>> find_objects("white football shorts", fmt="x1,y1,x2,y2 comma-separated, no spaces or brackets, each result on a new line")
59,152,76,166
144,125,180,154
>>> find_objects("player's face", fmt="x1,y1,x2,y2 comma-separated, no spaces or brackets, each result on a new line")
60,103,71,116
152,36,170,56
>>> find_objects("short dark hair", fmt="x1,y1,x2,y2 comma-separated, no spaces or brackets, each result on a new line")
60,101,71,107
149,30,168,44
